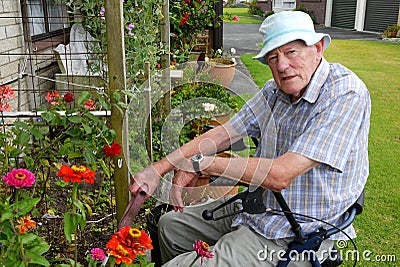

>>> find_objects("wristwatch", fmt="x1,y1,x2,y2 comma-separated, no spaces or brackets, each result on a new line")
191,154,204,176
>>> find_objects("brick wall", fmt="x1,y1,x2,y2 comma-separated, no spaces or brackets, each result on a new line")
299,0,327,25
0,0,26,111
256,0,327,25
0,0,58,112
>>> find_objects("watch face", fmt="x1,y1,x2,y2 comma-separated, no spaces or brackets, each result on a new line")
192,154,203,162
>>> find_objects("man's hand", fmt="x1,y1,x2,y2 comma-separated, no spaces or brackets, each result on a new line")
169,170,198,212
129,165,162,199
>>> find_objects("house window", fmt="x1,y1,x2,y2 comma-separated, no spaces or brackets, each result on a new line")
273,0,296,10
23,0,70,41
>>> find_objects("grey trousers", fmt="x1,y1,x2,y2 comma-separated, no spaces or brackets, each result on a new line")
158,197,334,267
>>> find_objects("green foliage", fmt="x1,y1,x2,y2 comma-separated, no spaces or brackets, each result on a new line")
248,1,266,17
0,189,50,266
1,90,116,173
222,7,264,24
0,88,124,265
151,64,241,161
170,0,221,63
63,0,163,86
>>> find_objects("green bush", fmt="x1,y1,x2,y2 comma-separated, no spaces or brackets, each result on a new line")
248,1,266,17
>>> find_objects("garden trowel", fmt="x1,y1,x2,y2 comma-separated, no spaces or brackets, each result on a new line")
118,190,147,229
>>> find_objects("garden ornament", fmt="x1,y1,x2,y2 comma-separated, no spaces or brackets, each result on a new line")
253,11,331,65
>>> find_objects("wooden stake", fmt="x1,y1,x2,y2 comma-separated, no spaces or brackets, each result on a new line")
105,0,129,223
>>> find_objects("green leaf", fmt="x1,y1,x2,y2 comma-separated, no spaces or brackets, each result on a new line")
100,159,111,178
72,200,87,229
85,111,98,123
83,203,93,217
64,212,79,243
21,233,37,244
18,132,31,145
82,123,92,134
39,126,50,135
30,127,42,139
73,199,86,216
23,156,35,169
83,149,96,165
112,91,121,102
9,147,23,158
68,115,83,124
41,112,56,123
24,251,50,266
77,91,91,105
14,120,30,129
1,198,40,220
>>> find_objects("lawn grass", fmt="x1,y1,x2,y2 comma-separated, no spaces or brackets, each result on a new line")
223,7,262,24
241,40,400,266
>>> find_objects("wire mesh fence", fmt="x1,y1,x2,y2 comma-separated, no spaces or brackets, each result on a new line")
0,0,121,263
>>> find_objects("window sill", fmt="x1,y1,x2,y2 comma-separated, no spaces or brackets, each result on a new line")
32,34,70,52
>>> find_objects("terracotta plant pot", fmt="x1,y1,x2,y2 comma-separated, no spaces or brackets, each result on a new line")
188,113,230,139
208,61,237,88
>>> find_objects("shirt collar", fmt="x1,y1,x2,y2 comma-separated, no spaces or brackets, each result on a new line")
274,58,330,105
301,58,330,104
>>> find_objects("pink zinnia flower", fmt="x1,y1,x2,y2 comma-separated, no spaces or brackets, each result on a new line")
2,168,36,188
193,240,213,264
90,248,105,261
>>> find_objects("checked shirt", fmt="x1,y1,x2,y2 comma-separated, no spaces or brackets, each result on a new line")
230,58,370,240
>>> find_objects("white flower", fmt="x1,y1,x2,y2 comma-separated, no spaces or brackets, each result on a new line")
216,49,223,55
230,48,236,55
205,56,210,62
231,57,236,63
202,103,216,112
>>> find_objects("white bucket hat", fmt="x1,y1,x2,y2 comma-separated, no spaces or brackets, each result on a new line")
253,11,331,65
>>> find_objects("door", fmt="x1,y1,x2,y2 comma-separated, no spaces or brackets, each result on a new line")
364,0,400,32
331,0,357,29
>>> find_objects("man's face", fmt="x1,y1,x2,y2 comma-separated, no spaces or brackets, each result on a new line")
265,40,324,102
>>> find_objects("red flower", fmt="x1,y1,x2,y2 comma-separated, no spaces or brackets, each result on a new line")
102,140,122,157
64,92,74,102
180,14,189,25
106,226,153,265
57,165,96,184
84,99,96,110
0,85,16,111
45,90,63,105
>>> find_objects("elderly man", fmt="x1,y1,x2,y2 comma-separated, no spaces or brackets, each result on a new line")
130,11,370,266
